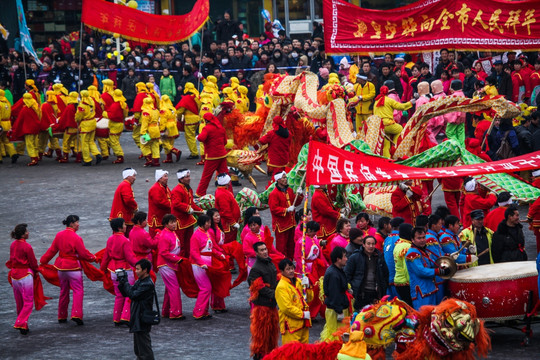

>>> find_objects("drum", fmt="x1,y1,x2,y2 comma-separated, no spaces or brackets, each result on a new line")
448,261,538,321
95,118,110,138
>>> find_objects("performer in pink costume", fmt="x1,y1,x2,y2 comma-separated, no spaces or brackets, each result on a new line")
8,224,39,335
190,215,227,319
40,215,96,325
206,208,227,311
243,216,266,274
426,80,446,144
330,218,351,252
294,209,312,242
130,211,158,264
294,221,325,275
100,218,138,325
157,214,185,320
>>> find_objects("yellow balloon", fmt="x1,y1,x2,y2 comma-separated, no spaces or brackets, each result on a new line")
120,55,124,60
107,53,112,59
123,42,129,47
113,33,120,39
125,47,131,52
105,38,112,45
113,50,119,56
127,0,138,9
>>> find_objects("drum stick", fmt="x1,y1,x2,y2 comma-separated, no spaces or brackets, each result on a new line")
423,182,441,203
481,115,498,149
476,248,489,257
292,171,308,207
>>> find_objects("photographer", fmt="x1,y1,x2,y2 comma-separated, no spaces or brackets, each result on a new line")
118,259,156,360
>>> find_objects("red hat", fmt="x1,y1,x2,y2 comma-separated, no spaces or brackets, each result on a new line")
273,116,284,126
203,112,215,122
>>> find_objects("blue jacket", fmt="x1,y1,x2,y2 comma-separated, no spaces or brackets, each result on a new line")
383,230,399,284
440,229,466,263
406,245,443,309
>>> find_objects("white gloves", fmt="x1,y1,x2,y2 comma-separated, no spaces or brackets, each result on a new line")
358,95,363,101
399,182,409,191
451,253,459,260
303,311,311,320
233,223,240,229
287,206,296,212
470,255,479,263
188,208,194,214
406,189,413,198
468,245,477,254
340,213,347,219
301,276,309,287
410,98,417,105
296,187,303,195
337,313,345,322
197,72,203,79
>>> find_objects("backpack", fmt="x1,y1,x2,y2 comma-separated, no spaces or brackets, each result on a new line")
495,130,515,160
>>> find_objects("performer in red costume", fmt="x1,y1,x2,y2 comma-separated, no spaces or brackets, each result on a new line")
148,170,171,238
215,173,241,244
484,192,513,232
268,171,304,259
391,181,423,226
39,90,62,161
130,211,158,264
532,170,540,188
258,115,291,178
195,112,229,197
462,177,497,229
100,218,138,325
440,177,463,220
109,168,138,237
40,215,96,325
11,93,42,166
171,168,203,257
311,185,341,239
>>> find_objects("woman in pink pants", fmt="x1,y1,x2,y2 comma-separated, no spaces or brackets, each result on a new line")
206,208,227,312
40,215,96,325
100,218,138,326
8,224,39,335
190,215,227,319
157,214,185,320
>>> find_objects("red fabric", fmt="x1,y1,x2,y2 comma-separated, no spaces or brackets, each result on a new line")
101,93,114,109
171,183,202,229
82,0,209,44
215,187,241,232
156,228,183,270
322,233,336,263
175,94,199,114
92,98,103,118
131,92,150,112
208,256,232,298
196,120,228,159
462,193,497,228
275,228,296,260
484,206,507,232
222,241,247,288
7,239,39,280
38,264,60,287
40,102,56,130
176,260,199,298
259,130,291,168
391,186,423,225
110,180,138,225
11,105,41,139
55,103,78,132
33,275,50,311
80,260,105,282
532,178,540,189
311,189,340,237
269,186,303,232
106,101,125,123
100,233,138,272
40,228,96,270
147,182,171,229
375,86,388,107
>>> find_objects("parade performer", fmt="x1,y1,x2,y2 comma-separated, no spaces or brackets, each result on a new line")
373,85,414,158
100,218,138,325
459,209,494,266
40,215,96,325
484,192,513,232
393,223,413,306
148,169,171,238
11,93,41,166
243,216,266,274
7,224,42,335
140,97,161,167
269,171,304,259
527,196,540,253
89,84,109,160
39,90,62,161
328,218,352,256
176,82,201,160
147,82,160,109
275,258,312,344
101,79,115,108
215,173,242,244
462,178,497,228
440,215,477,265
383,217,404,299
195,112,229,197
171,168,203,258
440,177,463,219
130,211,158,264
406,227,446,309
159,95,181,163
103,89,128,164
236,85,250,113
76,90,102,166
197,91,215,165
391,181,423,226
445,80,466,145
311,185,340,239
426,80,446,143
190,215,227,319
0,89,18,164
258,116,291,178
353,73,375,133
157,214,185,320
109,168,138,237
52,83,68,114
248,241,279,360
56,92,81,163
131,82,152,151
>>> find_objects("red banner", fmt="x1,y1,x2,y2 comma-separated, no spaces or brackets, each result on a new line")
81,0,209,44
305,141,540,186
323,0,540,54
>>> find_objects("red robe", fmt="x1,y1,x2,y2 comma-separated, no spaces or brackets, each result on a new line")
11,105,41,140
311,188,339,238
109,180,138,225
147,182,172,229
92,98,103,118
131,92,150,113
101,92,114,109
40,102,57,130
484,206,507,232
40,228,96,270
268,186,303,233
259,130,291,168
171,183,202,229
106,101,125,123
215,187,241,232
391,186,422,225
462,193,497,228
55,103,77,132
100,232,138,272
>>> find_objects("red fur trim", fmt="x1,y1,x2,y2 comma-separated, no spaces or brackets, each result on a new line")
251,306,280,357
249,277,268,302
262,340,342,360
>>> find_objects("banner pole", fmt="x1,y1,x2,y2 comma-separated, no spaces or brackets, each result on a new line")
78,22,84,93
197,22,205,90
22,46,27,80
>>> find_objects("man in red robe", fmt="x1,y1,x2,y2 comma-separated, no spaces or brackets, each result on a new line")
148,169,171,238
110,168,138,237
484,192,513,232
215,173,241,244
440,177,463,219
462,177,497,229
311,185,340,239
258,115,291,178
268,171,303,259
171,168,203,257
391,181,423,226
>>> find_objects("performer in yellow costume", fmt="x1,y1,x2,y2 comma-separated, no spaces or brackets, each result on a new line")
131,82,152,151
353,74,376,133
38,90,62,160
88,85,109,160
76,90,102,166
176,82,201,159
0,89,18,163
102,89,129,164
57,92,81,163
140,97,161,167
236,85,250,113
146,82,161,110
159,94,181,163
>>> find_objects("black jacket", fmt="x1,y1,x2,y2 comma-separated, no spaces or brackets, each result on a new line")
493,70,513,100
515,125,533,155
216,19,240,42
119,275,155,333
323,264,349,313
47,66,75,90
344,248,388,300
248,256,278,308
121,74,139,100
492,221,527,263
463,75,476,98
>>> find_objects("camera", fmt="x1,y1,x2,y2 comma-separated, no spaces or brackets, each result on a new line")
115,268,127,280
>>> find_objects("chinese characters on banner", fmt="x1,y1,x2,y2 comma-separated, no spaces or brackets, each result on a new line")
305,141,540,186
323,0,540,54
81,0,209,44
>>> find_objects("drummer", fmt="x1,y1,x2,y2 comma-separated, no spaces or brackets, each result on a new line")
459,210,494,267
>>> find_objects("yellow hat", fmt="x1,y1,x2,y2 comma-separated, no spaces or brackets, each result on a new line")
102,79,114,86
238,85,248,95
113,89,126,102
25,79,35,86
88,85,98,91
23,93,32,99
0,89,5,97
230,77,239,84
46,90,56,103
136,82,147,92
146,82,153,89
207,75,217,84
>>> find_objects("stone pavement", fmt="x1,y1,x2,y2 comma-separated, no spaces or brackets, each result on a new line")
0,134,539,359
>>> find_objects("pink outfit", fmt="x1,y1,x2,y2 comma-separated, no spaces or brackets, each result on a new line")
130,225,158,264
58,270,84,320
157,228,183,318
208,226,226,310
444,90,466,124
427,93,446,143
388,92,403,124
357,225,377,238
190,228,216,318
294,224,304,242
243,231,263,274
330,234,349,252
12,275,34,330
294,236,324,274
111,270,135,322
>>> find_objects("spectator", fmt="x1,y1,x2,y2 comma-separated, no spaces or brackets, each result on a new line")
492,60,513,99
378,63,403,98
121,67,138,108
216,11,240,43
230,47,251,71
492,206,528,263
270,49,287,68
159,67,176,99
494,117,520,159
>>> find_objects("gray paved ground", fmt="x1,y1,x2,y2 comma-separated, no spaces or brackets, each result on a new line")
0,134,539,359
